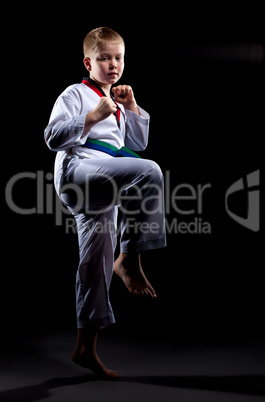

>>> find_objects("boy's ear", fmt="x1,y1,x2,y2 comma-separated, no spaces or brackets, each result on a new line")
83,57,92,71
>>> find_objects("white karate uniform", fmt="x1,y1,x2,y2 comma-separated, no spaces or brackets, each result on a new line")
44,80,166,329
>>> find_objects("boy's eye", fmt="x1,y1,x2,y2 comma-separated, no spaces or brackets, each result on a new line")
98,56,123,62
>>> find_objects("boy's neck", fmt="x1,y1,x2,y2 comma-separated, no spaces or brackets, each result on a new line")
102,86,112,99
89,76,111,98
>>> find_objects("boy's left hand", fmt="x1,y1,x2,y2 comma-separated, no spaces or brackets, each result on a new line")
112,85,139,115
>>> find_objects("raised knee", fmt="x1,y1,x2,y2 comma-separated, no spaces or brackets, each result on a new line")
145,160,164,185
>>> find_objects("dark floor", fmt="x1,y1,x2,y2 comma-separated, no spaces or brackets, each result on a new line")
1,329,265,402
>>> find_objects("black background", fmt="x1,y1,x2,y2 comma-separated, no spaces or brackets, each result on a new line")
3,5,263,345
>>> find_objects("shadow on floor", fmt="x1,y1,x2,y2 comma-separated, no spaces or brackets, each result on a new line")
0,374,264,401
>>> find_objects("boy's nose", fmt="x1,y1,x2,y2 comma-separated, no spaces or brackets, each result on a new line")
110,59,117,68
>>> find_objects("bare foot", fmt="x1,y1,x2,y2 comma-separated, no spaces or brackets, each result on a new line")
72,329,119,379
72,349,119,378
114,253,157,298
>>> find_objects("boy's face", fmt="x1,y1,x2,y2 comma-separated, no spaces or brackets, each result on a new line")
84,42,125,87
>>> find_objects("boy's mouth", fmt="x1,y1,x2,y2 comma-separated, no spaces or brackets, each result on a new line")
108,72,118,76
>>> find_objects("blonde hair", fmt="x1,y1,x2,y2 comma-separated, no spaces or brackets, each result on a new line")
83,27,125,57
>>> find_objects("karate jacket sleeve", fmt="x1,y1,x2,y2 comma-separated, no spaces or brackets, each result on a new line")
44,94,87,152
123,107,150,151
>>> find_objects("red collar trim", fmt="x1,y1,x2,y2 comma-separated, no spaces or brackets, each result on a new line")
82,78,105,98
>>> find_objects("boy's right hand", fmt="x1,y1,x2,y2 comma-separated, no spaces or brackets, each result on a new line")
82,98,117,138
93,98,117,122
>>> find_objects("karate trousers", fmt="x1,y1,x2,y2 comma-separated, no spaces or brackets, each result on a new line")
57,154,166,329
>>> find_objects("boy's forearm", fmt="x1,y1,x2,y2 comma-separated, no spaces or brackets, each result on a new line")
124,101,140,115
81,111,100,138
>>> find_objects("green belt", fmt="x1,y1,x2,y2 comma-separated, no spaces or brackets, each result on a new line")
83,138,141,158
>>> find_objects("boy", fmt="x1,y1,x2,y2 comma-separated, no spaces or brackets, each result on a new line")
44,27,166,378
